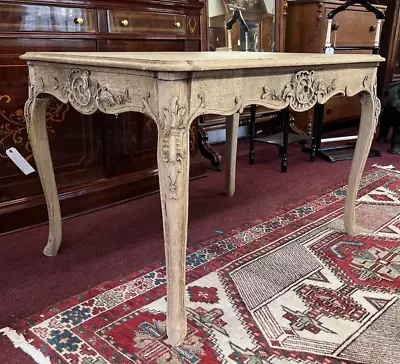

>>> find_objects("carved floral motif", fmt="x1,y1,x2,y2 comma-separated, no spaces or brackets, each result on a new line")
262,71,337,112
0,95,69,159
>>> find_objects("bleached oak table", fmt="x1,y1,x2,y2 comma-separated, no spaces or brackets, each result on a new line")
21,51,383,346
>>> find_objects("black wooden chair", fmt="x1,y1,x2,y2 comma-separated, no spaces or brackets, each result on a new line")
248,106,311,173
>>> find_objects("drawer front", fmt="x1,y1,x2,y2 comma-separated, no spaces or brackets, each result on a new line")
0,4,96,33
107,10,186,35
326,7,380,47
323,96,361,124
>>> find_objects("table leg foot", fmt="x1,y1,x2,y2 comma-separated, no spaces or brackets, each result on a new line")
26,97,62,256
225,113,239,196
43,237,62,257
344,90,380,236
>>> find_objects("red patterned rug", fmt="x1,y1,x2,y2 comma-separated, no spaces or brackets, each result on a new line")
2,168,400,364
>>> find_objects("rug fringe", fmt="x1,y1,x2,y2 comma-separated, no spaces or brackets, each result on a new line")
373,164,400,173
0,327,51,364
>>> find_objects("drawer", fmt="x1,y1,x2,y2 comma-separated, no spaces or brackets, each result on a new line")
326,7,381,47
107,10,186,35
0,4,97,33
323,96,361,124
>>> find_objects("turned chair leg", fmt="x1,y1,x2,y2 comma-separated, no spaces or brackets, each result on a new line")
281,109,290,173
311,104,324,162
249,104,256,165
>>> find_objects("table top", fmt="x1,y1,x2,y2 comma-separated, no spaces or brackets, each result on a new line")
20,52,384,72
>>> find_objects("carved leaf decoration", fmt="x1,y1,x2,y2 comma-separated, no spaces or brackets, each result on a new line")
373,82,381,128
97,87,132,109
97,87,116,106
161,97,188,200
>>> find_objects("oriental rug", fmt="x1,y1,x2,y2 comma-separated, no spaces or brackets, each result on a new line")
2,168,400,364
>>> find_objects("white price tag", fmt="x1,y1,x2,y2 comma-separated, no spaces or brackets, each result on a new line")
6,147,35,175
325,47,335,55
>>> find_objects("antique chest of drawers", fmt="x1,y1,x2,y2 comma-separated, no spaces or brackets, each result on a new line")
285,0,386,134
0,0,208,233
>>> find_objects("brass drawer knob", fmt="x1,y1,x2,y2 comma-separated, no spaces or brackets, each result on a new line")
331,22,339,31
74,17,84,25
174,21,181,28
121,20,129,27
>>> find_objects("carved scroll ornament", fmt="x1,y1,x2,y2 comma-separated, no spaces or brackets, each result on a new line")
262,70,338,112
51,69,133,115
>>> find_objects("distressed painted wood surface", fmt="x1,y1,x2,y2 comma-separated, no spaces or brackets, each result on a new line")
22,51,383,346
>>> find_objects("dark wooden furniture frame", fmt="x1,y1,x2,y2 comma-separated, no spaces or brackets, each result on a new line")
377,0,400,97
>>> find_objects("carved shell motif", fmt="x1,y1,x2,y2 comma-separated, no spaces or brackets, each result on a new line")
262,70,337,112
